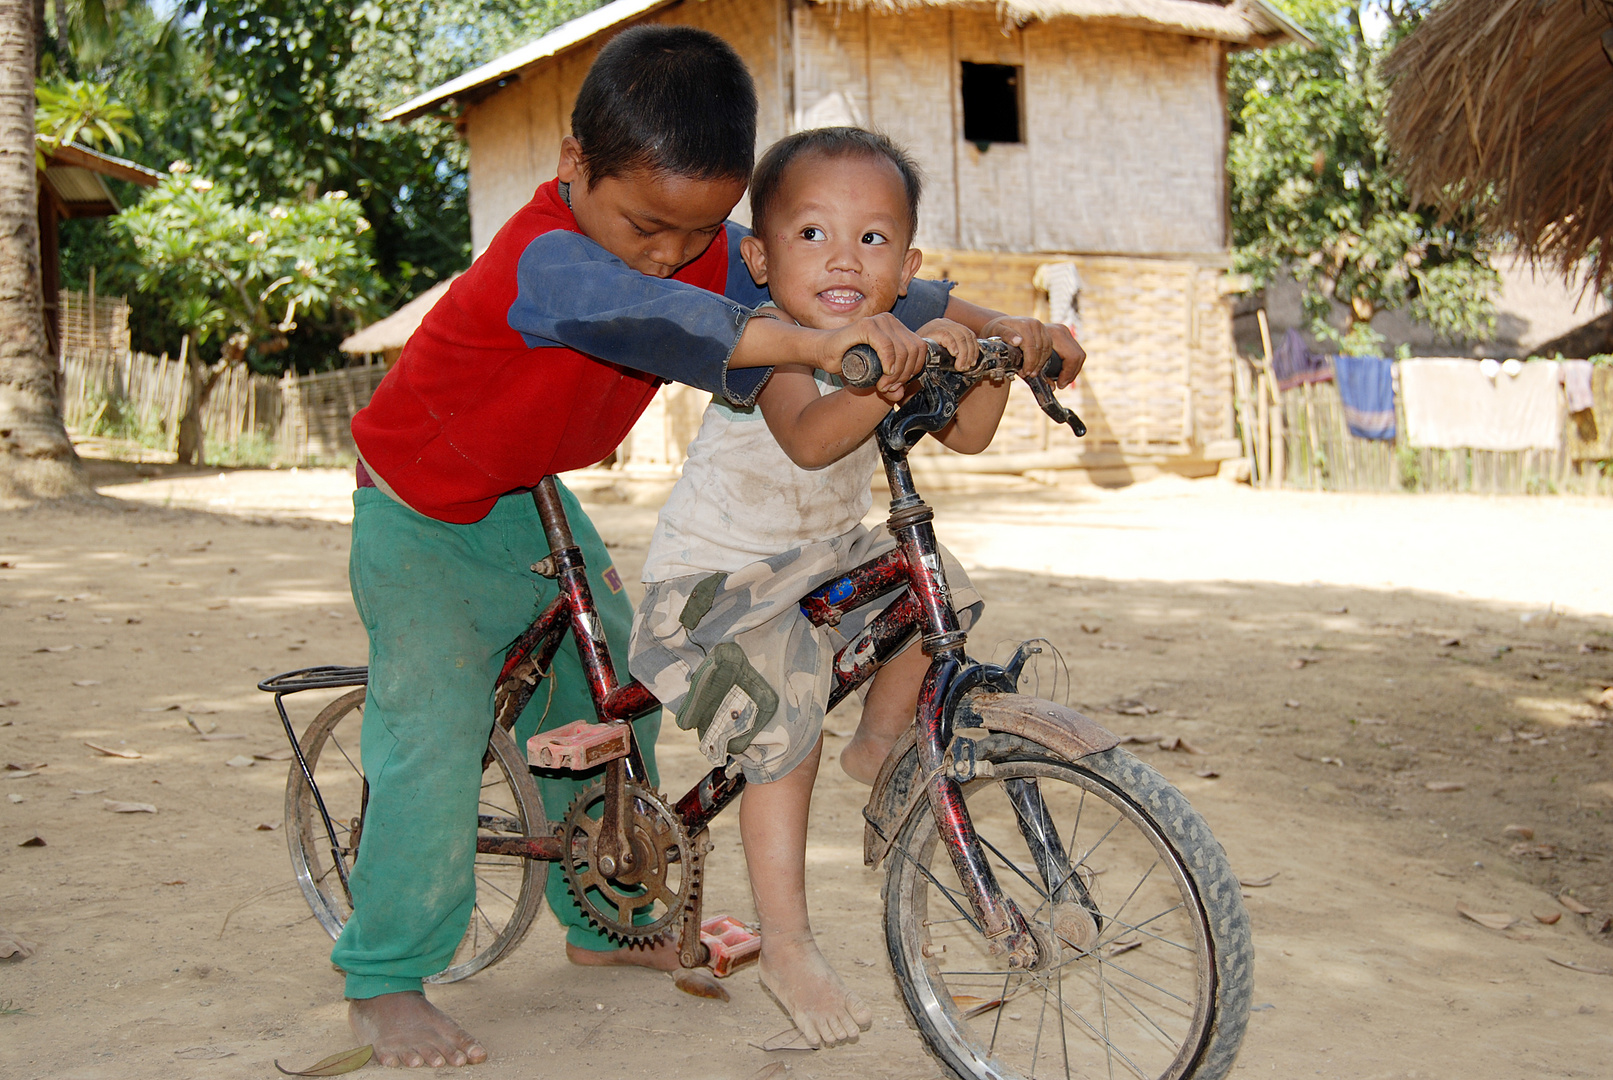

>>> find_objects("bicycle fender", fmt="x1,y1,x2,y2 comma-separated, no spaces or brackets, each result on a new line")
862,692,1120,869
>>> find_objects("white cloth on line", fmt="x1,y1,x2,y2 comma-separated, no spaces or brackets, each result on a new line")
1400,358,1563,451
1032,261,1083,337
1563,359,1595,413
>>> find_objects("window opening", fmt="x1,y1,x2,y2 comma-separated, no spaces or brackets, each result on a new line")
960,62,1022,147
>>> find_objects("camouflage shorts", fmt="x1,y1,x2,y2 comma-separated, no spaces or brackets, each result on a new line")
627,524,982,783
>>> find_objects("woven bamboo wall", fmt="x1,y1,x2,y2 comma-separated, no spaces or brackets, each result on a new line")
57,289,130,359
278,366,389,464
464,0,789,251
60,349,284,450
793,4,1227,255
913,249,1235,454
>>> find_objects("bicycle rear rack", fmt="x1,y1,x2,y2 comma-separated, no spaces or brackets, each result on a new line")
259,665,371,903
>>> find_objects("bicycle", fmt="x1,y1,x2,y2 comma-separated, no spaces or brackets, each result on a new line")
260,339,1253,1080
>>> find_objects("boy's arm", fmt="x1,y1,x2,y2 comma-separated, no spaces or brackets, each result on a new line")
757,366,892,470
509,231,927,404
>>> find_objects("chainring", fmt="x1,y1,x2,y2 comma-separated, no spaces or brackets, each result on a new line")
560,779,696,941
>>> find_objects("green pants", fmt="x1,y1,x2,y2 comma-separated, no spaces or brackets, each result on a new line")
332,483,659,1000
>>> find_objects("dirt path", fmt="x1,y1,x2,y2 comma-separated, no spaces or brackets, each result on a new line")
2,466,1611,1079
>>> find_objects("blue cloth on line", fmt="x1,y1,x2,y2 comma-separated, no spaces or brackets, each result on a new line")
1334,355,1396,440
1272,329,1333,391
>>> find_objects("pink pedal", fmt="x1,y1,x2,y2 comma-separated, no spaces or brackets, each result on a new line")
701,914,762,977
528,720,632,770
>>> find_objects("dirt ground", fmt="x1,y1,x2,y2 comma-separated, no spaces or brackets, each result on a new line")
3,463,1612,1080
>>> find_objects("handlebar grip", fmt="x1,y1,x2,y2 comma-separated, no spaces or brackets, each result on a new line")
1041,354,1065,382
840,343,883,389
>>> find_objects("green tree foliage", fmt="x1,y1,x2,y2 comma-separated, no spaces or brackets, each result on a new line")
34,77,138,166
112,165,378,358
1228,0,1498,352
53,0,601,370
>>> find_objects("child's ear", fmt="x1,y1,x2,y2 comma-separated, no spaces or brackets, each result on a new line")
556,136,584,184
739,234,769,286
896,246,924,297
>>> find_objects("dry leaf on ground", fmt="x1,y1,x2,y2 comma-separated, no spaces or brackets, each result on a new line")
1547,957,1613,976
1240,873,1281,888
274,1045,374,1076
1106,939,1143,957
256,822,281,831
1559,894,1595,915
1509,842,1558,859
198,733,245,741
1194,767,1220,778
18,836,45,847
174,1047,235,1060
1099,641,1128,651
0,930,37,958
225,755,255,768
748,1064,788,1080
672,968,729,1001
1456,903,1516,931
1534,911,1562,925
1425,781,1466,792
104,800,157,814
1116,734,1164,745
71,679,100,687
255,749,295,761
1501,824,1535,840
1158,737,1205,754
85,742,141,759
5,771,37,779
755,1028,815,1052
1113,700,1158,716
1285,699,1301,708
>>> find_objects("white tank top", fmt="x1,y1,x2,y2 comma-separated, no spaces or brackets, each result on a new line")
641,371,881,582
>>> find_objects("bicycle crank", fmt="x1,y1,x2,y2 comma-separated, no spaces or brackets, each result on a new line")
560,779,696,941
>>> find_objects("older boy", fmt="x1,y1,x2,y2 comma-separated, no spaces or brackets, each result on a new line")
628,128,1082,1049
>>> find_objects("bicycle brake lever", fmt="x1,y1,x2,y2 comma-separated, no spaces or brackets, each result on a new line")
1025,373,1087,439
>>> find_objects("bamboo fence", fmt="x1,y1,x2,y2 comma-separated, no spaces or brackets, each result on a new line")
1233,357,1613,496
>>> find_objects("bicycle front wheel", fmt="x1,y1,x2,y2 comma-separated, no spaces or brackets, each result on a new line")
883,736,1252,1080
284,688,549,983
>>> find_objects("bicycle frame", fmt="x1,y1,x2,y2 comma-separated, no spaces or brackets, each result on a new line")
265,339,1082,973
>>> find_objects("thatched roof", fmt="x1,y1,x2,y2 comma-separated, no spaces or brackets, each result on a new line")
1384,0,1613,291
384,0,1310,123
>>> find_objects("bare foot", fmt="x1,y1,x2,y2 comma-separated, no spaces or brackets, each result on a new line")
840,731,895,785
565,936,682,972
348,991,487,1068
758,931,873,1048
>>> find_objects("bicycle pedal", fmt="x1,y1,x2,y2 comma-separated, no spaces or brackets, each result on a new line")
528,720,631,770
700,914,761,978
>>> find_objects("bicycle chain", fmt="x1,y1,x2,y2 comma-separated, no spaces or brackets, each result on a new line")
560,780,697,942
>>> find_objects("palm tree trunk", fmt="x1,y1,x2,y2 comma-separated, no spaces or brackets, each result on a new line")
0,0,86,501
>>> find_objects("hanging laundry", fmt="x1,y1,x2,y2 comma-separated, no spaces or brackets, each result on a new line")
1562,359,1595,414
1333,355,1396,440
1567,365,1613,461
1400,358,1562,450
1032,261,1083,338
1272,329,1332,391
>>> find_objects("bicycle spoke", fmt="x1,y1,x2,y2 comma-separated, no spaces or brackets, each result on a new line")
473,872,520,907
979,832,1051,903
1051,993,1151,1080
1093,902,1187,953
328,730,361,778
1095,956,1195,1007
892,842,985,936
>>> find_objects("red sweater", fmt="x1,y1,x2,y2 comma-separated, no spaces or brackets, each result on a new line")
352,180,740,524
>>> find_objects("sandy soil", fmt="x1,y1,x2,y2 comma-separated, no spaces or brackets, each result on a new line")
2,463,1611,1080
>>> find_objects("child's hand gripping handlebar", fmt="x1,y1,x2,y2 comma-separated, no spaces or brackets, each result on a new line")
841,338,1086,439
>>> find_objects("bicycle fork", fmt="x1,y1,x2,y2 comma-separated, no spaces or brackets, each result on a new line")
884,457,1048,971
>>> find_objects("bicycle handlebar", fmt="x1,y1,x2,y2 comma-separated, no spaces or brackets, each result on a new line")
840,338,1086,439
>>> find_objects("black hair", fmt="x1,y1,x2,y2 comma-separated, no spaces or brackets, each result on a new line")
749,127,924,243
570,25,757,188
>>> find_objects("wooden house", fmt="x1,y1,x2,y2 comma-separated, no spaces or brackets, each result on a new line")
386,0,1310,479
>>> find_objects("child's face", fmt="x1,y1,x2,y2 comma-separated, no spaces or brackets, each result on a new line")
739,152,922,329
558,136,747,278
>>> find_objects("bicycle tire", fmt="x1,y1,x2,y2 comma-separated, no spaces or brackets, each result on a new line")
883,735,1252,1080
284,688,549,983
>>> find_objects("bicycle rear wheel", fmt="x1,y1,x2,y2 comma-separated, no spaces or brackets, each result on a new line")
883,735,1251,1080
284,688,548,983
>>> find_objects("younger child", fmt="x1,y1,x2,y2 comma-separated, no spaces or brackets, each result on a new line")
627,128,1079,1049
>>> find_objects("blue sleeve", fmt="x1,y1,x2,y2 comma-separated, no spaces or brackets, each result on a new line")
509,230,768,406
722,221,956,328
